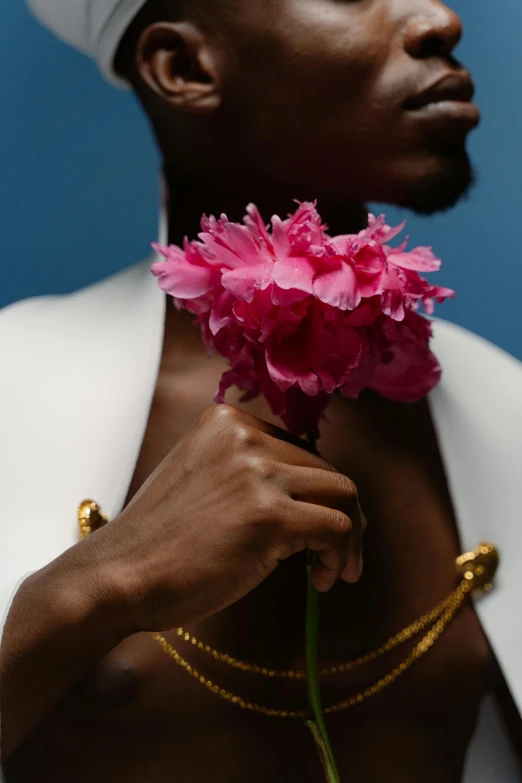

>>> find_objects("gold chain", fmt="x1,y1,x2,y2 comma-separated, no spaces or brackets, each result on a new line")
152,582,469,719
170,590,454,680
78,500,499,719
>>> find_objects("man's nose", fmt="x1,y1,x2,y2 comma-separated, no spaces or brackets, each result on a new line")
403,1,463,58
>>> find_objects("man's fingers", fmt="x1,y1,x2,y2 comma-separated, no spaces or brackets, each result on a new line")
279,465,358,506
217,407,333,471
212,406,366,585
260,435,334,471
341,509,366,584
236,410,319,455
281,466,365,585
278,500,351,588
311,548,350,592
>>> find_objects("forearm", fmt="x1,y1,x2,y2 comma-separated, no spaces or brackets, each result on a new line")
0,548,126,762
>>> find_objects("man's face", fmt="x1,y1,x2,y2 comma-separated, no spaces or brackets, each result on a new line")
218,0,478,214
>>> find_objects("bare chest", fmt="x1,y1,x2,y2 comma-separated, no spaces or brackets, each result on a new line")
106,370,492,736
6,367,494,783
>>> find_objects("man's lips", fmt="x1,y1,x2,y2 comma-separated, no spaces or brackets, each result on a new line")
403,73,480,129
404,73,475,110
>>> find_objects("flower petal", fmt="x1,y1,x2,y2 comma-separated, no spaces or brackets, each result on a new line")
254,353,330,437
222,264,274,302
389,246,441,272
272,255,316,293
313,262,361,311
244,204,274,253
271,285,310,306
368,312,441,402
151,258,218,299
209,290,235,335
271,215,292,258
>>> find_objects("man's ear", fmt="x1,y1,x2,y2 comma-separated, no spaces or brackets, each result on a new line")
136,21,222,114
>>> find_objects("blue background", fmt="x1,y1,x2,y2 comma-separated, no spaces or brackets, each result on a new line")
1,1,521,359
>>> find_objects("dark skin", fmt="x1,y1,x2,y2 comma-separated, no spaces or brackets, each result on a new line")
2,0,518,780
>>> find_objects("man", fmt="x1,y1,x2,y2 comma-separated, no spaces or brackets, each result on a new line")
0,0,521,781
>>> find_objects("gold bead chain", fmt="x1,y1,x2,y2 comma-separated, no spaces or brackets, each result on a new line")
152,582,469,719
170,590,454,680
78,500,499,720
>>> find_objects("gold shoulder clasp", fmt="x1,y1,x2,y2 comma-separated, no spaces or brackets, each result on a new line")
456,542,499,593
78,499,108,539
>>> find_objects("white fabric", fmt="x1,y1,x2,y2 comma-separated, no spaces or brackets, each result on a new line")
0,257,521,778
429,321,522,719
26,0,149,86
464,695,520,781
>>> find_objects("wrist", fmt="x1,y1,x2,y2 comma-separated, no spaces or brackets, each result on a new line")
74,519,148,638
0,545,132,761
22,541,133,656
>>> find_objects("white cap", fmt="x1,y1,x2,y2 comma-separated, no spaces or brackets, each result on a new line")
26,0,150,88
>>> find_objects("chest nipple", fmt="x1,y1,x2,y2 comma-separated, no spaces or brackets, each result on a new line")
72,654,141,709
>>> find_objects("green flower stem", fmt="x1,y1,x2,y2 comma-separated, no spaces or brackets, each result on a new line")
305,720,340,783
305,553,341,783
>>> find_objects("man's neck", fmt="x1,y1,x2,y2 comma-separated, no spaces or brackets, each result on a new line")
162,165,369,246
160,165,370,368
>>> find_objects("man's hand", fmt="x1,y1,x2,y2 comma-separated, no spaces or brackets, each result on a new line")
92,404,365,635
0,404,365,761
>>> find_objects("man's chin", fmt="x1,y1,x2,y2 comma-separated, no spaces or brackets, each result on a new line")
400,152,476,216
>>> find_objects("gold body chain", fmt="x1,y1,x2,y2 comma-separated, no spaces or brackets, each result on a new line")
78,499,499,719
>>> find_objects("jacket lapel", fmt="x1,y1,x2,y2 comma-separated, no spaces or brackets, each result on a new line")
429,319,522,715
0,258,165,591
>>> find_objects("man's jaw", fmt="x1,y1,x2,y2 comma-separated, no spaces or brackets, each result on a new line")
400,154,477,216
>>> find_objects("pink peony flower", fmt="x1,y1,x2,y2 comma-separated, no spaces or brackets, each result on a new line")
151,203,453,436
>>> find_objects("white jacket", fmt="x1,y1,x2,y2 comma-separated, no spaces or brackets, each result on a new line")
0,257,521,780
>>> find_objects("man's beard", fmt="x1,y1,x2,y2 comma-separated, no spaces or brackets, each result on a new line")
403,148,476,216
